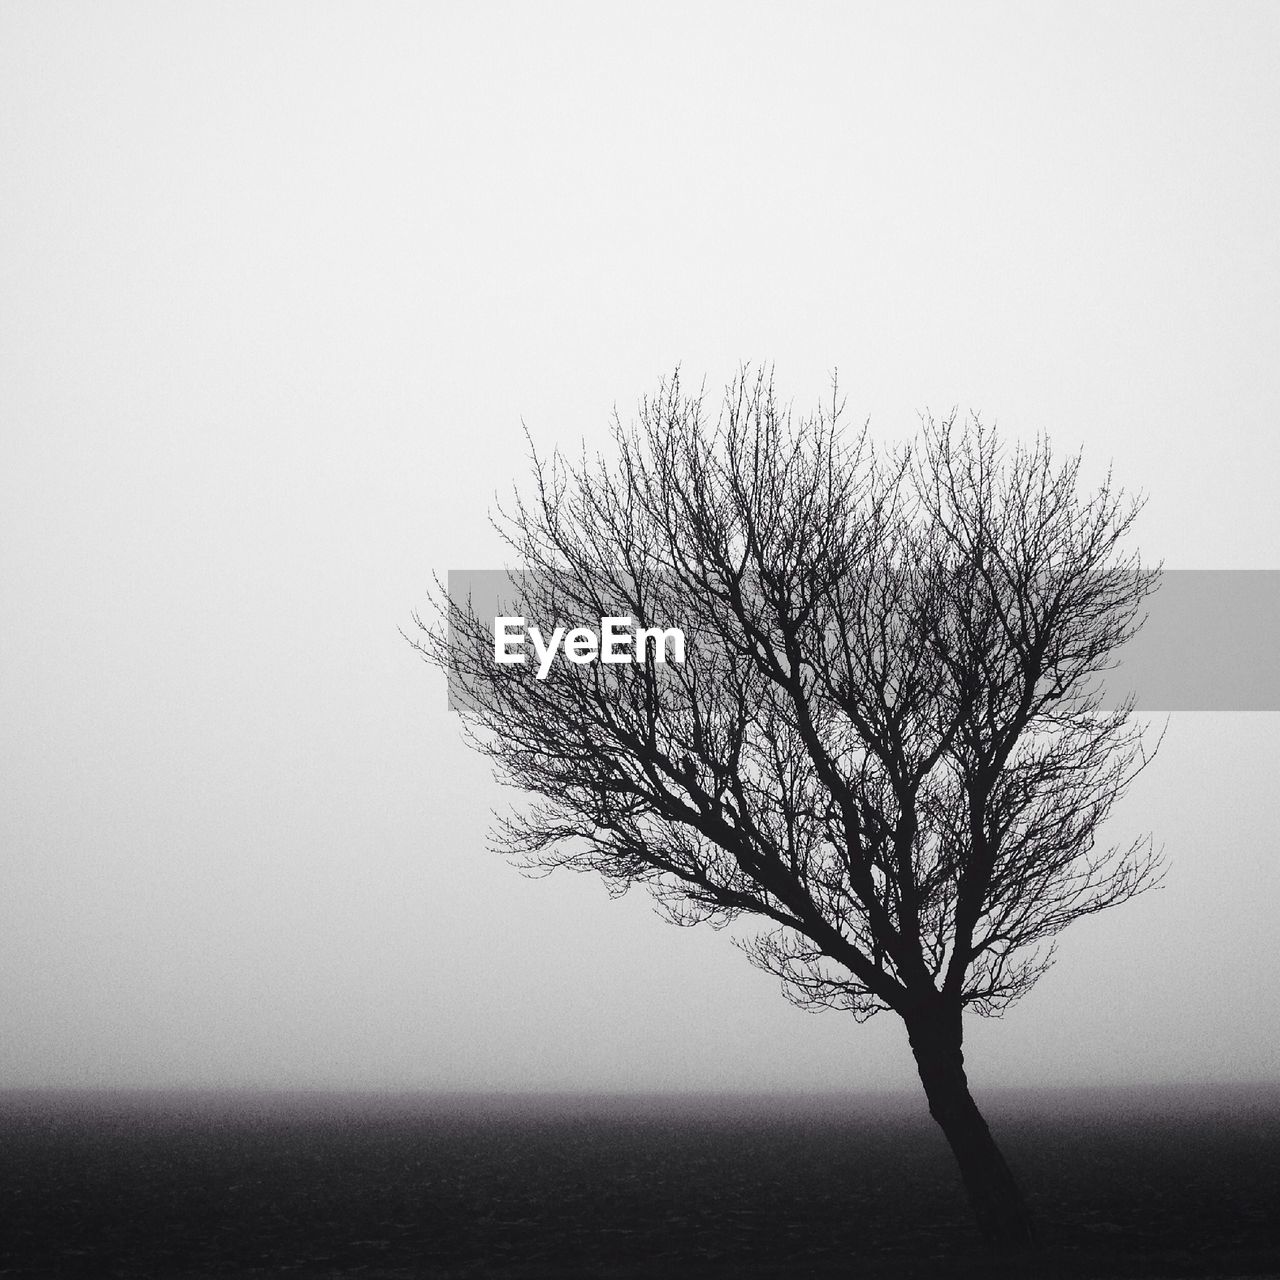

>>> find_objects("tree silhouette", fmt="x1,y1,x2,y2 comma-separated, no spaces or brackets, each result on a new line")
412,371,1162,1251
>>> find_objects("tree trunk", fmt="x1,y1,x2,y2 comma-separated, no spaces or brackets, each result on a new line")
905,1001,1037,1252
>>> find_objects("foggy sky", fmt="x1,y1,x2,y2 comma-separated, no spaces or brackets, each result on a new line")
2,2,1278,1094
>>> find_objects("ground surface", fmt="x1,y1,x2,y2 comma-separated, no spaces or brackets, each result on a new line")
1,1086,1278,1279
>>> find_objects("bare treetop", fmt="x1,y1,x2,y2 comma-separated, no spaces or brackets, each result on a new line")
412,369,1163,1249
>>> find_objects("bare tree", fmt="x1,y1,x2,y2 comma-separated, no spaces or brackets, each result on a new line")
411,371,1162,1251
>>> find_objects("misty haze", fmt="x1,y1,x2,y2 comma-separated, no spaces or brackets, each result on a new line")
3,4,1279,1277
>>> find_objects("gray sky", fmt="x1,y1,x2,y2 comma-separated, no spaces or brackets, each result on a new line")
2,1,1278,1094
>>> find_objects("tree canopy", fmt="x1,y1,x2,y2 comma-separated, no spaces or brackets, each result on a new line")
412,370,1162,1249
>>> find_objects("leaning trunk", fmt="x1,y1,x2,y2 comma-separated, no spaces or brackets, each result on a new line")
905,1001,1037,1252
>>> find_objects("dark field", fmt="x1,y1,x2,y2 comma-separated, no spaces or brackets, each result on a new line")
2,1086,1278,1279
